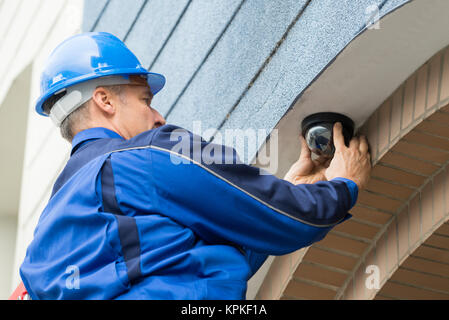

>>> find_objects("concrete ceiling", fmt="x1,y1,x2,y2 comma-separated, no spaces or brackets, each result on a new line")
258,0,449,178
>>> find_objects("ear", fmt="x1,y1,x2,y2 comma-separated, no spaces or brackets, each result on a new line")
91,87,115,116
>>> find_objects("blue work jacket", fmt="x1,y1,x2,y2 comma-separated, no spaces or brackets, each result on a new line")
20,124,357,300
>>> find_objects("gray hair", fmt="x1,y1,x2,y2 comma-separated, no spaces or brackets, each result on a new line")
49,85,125,142
60,101,90,142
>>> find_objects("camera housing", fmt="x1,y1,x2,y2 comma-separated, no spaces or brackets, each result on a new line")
301,112,355,158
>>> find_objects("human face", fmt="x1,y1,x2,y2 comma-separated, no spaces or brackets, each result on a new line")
116,82,166,138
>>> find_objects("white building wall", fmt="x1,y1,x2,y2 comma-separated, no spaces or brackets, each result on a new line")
0,216,17,299
0,0,84,297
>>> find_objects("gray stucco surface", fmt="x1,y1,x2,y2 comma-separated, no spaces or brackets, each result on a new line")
148,0,244,117
93,0,146,40
124,0,190,68
82,0,108,32
82,0,411,163
165,0,309,132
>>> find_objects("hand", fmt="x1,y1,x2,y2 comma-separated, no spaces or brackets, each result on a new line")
284,135,330,185
325,122,372,190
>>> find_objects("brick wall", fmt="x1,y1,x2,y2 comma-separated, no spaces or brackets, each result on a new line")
256,44,449,301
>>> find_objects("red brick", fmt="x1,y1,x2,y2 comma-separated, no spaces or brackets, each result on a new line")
440,103,449,112
408,196,421,249
415,119,449,138
397,207,409,262
374,294,395,300
316,233,368,256
293,263,347,288
378,99,392,153
390,268,449,293
426,110,449,124
440,48,449,102
402,75,416,129
380,152,439,176
380,280,449,300
365,177,414,201
390,87,403,142
414,64,428,119
376,234,388,280
367,111,379,160
403,130,449,151
256,275,272,300
421,182,434,235
435,222,449,236
268,255,291,297
425,234,449,250
344,279,355,300
357,190,403,213
303,247,357,272
349,205,392,225
403,256,449,278
386,219,398,274
283,279,336,300
392,140,449,165
444,169,449,222
354,262,368,300
333,219,380,240
413,244,449,264
371,164,425,188
427,51,442,109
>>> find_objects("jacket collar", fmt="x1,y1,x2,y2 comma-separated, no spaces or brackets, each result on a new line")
71,127,124,155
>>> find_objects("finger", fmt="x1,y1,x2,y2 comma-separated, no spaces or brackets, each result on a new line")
314,155,328,165
349,136,360,149
299,135,311,160
359,135,369,154
333,122,346,150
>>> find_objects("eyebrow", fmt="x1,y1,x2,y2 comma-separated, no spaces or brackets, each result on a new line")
143,88,154,97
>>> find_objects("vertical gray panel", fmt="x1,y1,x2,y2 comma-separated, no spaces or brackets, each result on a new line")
93,0,146,40
82,0,108,32
148,0,244,116
124,0,191,68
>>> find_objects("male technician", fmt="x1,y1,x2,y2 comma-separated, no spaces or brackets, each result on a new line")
20,32,371,299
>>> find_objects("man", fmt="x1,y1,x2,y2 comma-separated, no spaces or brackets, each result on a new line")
20,32,371,300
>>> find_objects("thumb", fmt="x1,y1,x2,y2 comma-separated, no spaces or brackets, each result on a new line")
299,135,311,160
333,122,346,150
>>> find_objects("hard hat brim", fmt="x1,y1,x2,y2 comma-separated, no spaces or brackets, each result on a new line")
35,69,166,117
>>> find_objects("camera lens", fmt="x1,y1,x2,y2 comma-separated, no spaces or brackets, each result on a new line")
301,112,355,159
305,124,334,158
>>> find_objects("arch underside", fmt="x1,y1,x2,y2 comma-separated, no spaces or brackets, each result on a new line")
255,0,449,300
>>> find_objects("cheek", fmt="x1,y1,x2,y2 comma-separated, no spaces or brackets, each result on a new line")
122,102,148,124
140,104,157,126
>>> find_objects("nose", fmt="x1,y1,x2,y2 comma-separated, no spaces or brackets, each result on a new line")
152,108,166,128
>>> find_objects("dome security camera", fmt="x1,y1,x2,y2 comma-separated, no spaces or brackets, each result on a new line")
301,112,355,158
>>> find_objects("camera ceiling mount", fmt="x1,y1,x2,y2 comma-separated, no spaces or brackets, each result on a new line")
301,112,355,158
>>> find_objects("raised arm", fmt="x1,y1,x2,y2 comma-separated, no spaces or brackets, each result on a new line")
148,125,360,255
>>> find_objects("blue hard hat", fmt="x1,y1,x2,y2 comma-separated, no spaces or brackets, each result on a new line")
35,32,166,116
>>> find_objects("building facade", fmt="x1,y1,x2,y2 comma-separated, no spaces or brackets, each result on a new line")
1,0,448,299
